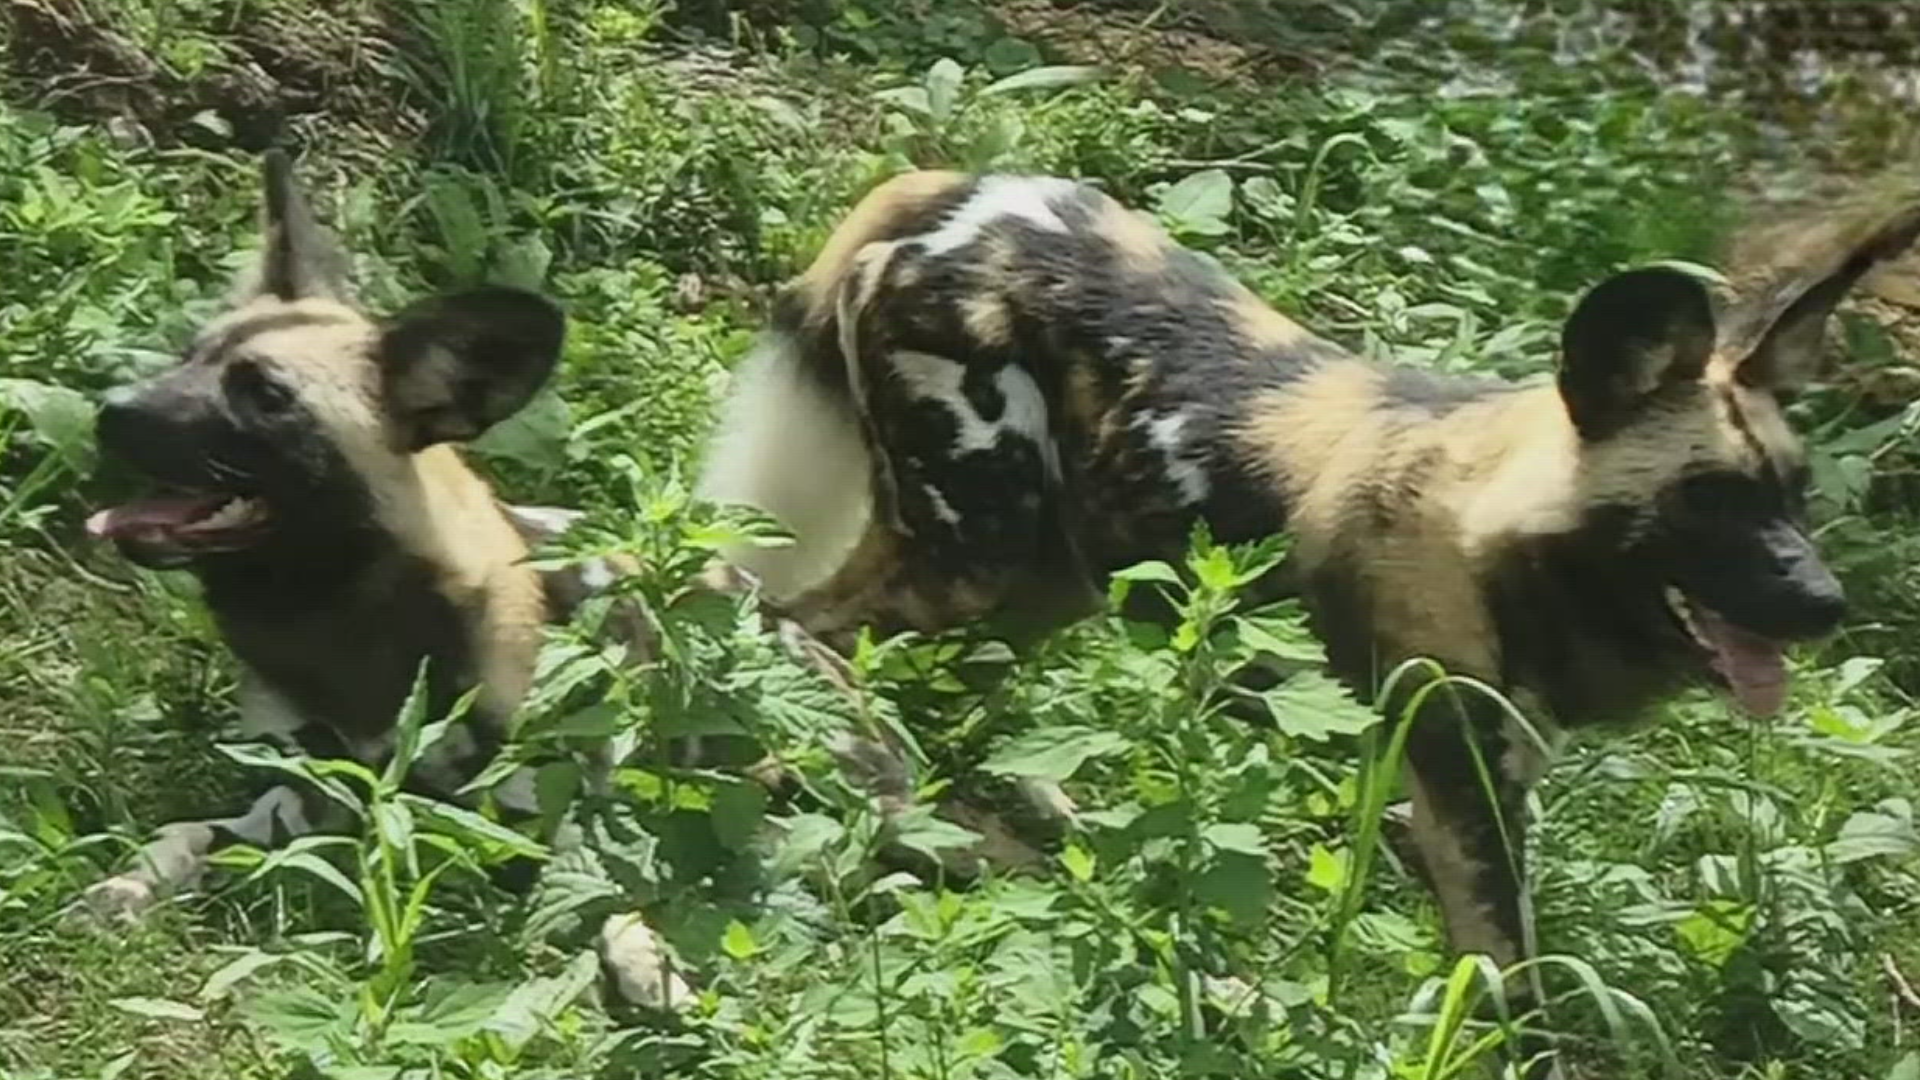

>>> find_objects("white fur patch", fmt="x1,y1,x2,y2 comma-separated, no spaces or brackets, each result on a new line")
918,176,1076,256
888,353,1054,476
923,483,962,524
696,334,874,602
1142,410,1210,504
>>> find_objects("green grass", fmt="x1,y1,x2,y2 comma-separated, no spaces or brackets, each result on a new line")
4,2,1920,1079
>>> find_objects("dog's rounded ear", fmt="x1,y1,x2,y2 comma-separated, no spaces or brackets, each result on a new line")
1732,199,1920,393
378,286,565,452
1557,267,1716,440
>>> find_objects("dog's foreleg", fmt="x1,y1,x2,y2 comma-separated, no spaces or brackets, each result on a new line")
81,784,313,922
1400,680,1561,1079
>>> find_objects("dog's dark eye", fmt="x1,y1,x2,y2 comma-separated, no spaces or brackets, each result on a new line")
225,361,295,417
1674,471,1782,520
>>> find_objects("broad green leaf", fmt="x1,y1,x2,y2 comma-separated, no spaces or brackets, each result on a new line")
1110,560,1182,585
1061,843,1095,883
1196,851,1270,924
1202,821,1266,858
722,919,760,960
1155,169,1233,238
711,781,768,853
0,378,94,466
874,85,932,117
982,725,1129,782
475,387,572,474
1239,175,1289,218
1306,843,1347,893
388,979,515,1046
525,850,620,942
772,813,846,879
980,64,1102,96
1889,1052,1920,1080
1828,799,1919,864
890,804,983,864
1232,613,1325,663
925,58,966,122
1674,899,1753,968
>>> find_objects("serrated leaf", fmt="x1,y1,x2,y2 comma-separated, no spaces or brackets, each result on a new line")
1061,843,1095,883
525,850,620,942
486,950,598,1049
1306,843,1347,893
109,996,203,1022
982,725,1129,782
1674,899,1752,968
1234,612,1323,663
387,979,515,1046
722,919,759,960
889,804,983,864
243,980,357,1045
772,813,845,879
980,64,1101,96
1258,671,1380,740
1155,169,1233,237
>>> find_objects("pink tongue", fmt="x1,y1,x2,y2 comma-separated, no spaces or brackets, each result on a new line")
85,496,225,542
1692,605,1789,717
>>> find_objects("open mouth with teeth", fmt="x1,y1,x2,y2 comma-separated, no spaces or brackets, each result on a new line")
86,492,273,567
1662,586,1789,717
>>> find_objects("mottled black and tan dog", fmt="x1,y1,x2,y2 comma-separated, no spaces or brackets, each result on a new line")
700,171,1920,1035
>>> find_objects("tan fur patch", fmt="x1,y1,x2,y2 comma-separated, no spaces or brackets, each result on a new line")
1092,195,1169,272
795,170,969,323
1235,362,1387,534
960,292,1012,348
1223,287,1314,351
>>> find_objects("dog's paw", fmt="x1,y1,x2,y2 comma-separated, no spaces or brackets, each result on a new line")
75,874,159,926
600,912,693,1012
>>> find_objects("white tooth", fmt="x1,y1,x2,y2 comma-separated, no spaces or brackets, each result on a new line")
201,497,251,529
1665,586,1710,648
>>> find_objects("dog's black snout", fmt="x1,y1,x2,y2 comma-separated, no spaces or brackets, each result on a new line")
96,384,169,458
1788,569,1847,639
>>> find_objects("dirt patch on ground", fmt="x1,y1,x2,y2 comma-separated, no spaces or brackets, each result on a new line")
3,0,418,148
988,0,1318,90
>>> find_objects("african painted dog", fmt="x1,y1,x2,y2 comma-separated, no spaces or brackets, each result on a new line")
81,151,726,1008
79,155,1029,1010
700,171,1920,1048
